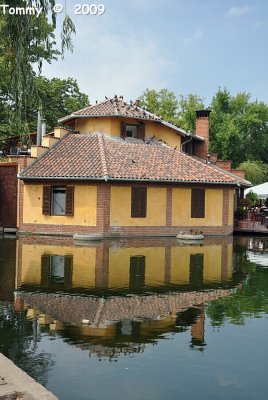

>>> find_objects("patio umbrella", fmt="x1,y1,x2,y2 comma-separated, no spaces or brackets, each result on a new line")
245,182,268,199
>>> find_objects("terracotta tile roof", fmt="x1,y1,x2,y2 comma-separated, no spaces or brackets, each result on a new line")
191,156,251,187
19,132,237,184
58,96,191,138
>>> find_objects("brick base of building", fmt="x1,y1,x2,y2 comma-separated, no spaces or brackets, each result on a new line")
18,223,234,237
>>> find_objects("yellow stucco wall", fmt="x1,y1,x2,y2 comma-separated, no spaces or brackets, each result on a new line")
75,117,112,134
110,186,166,226
19,244,96,288
23,184,97,226
74,116,181,149
228,189,234,225
172,188,223,226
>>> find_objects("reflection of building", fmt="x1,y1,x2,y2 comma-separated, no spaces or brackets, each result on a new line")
13,235,242,360
16,236,234,293
0,238,16,301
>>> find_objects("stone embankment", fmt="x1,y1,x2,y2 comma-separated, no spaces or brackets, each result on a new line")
0,353,58,400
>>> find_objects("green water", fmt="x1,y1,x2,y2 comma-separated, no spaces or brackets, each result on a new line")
0,235,268,400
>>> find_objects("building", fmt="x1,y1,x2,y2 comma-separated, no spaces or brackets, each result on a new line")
11,96,250,236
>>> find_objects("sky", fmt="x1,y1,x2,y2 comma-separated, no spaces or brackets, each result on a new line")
41,0,268,105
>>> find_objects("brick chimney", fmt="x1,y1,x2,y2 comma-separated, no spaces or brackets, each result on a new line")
194,109,211,159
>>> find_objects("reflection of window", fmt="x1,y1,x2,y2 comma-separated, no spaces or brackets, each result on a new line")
191,189,205,218
120,122,145,139
41,254,73,287
189,253,204,286
130,256,145,290
51,255,65,283
42,186,74,216
131,187,147,218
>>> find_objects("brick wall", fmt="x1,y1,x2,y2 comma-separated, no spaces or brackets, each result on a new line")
0,163,18,228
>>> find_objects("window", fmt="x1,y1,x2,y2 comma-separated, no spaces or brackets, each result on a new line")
52,187,66,215
131,187,147,218
191,188,205,218
126,124,138,138
120,122,145,140
41,254,73,287
42,186,74,216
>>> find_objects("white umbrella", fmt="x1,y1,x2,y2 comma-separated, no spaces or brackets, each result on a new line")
245,182,268,199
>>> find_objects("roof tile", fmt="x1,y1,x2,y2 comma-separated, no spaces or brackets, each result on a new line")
20,133,237,184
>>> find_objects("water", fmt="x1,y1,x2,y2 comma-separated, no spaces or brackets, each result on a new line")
0,235,268,400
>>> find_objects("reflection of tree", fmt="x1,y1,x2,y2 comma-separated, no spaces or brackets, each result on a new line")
0,304,54,386
206,266,268,326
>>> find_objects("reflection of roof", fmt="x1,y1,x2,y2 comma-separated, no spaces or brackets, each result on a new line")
59,97,190,138
19,132,237,184
18,287,235,328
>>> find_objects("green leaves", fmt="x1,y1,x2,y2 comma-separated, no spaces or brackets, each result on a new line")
0,0,75,142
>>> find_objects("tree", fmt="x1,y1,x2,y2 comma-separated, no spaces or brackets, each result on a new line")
209,89,268,167
178,94,204,132
139,88,180,125
0,0,75,142
0,76,89,146
238,161,268,185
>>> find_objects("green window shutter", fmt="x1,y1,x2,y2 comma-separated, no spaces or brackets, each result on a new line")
120,122,126,138
191,189,205,218
131,187,147,218
42,186,51,215
65,186,74,216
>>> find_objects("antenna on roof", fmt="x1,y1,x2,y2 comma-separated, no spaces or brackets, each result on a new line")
36,102,42,146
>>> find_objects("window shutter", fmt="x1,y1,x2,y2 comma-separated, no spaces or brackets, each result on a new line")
65,186,74,216
41,254,50,286
191,189,205,218
120,122,126,138
42,186,51,215
64,256,73,286
137,123,145,140
131,187,147,218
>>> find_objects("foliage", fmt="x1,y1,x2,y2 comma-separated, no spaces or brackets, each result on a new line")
27,76,89,133
234,206,247,220
177,94,204,132
246,191,258,206
0,76,89,147
0,0,75,142
209,89,268,167
139,87,268,171
238,160,268,185
139,88,180,125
